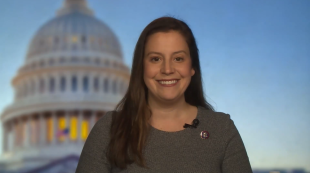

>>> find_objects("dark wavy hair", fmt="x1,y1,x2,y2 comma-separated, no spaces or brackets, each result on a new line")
107,16,214,169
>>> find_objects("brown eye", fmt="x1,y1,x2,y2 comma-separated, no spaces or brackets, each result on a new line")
175,57,184,62
151,57,160,62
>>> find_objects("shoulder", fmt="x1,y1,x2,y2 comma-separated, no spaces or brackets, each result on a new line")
77,111,115,172
198,106,232,129
198,106,242,141
95,111,115,127
87,111,115,141
81,111,116,154
198,106,237,139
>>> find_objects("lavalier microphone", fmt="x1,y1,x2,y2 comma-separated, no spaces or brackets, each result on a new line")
183,119,199,129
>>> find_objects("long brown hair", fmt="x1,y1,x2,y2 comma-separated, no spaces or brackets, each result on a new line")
107,16,214,169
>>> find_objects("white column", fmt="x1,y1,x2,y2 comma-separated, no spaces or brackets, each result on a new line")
2,123,8,152
32,117,39,147
65,111,70,143
33,77,39,96
52,112,58,144
8,122,14,151
43,75,48,95
39,113,46,146
24,117,31,148
77,111,83,142
18,118,24,148
89,74,93,94
65,73,70,93
14,119,20,149
54,74,59,94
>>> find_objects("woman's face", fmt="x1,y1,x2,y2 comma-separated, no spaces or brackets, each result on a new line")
143,30,195,103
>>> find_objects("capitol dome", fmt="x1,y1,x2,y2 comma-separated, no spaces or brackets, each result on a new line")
27,2,123,61
0,0,130,172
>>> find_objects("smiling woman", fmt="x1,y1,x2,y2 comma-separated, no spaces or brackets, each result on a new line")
144,31,195,105
76,17,252,173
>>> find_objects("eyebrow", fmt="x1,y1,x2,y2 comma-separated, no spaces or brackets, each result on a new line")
145,50,188,56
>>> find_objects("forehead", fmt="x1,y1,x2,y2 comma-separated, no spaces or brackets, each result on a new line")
144,31,189,53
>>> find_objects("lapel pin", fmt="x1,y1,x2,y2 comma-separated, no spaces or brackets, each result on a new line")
200,131,209,139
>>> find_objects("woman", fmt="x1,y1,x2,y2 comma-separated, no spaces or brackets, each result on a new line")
76,17,252,173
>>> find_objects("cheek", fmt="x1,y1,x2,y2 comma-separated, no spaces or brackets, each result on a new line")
144,63,158,79
143,64,158,91
178,63,194,77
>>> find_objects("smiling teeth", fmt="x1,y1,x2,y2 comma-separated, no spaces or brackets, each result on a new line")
159,80,178,85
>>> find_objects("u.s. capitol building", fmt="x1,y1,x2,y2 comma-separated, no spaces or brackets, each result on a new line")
0,0,130,172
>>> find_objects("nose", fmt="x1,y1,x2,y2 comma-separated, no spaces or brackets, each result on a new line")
160,59,174,75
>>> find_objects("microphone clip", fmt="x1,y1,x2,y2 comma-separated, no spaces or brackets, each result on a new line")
183,119,199,129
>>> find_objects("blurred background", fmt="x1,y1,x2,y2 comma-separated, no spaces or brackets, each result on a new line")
0,0,309,173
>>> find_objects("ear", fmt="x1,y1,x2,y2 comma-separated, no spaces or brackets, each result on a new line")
191,68,195,76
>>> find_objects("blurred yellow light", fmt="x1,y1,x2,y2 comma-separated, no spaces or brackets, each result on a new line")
70,116,77,140
81,120,88,141
58,117,66,141
71,36,78,43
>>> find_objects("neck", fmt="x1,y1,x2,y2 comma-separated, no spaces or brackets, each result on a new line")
147,94,191,120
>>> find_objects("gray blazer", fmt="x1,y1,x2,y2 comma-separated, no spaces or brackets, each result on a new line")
76,106,252,173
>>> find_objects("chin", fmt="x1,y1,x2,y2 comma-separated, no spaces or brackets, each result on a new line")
159,94,181,102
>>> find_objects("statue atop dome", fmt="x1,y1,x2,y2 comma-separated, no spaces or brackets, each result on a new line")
57,0,93,16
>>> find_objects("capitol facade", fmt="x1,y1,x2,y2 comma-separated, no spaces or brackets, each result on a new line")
0,0,130,172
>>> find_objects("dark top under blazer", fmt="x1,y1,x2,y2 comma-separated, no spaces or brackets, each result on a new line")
76,106,253,173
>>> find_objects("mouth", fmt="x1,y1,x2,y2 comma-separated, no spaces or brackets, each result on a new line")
157,79,179,86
